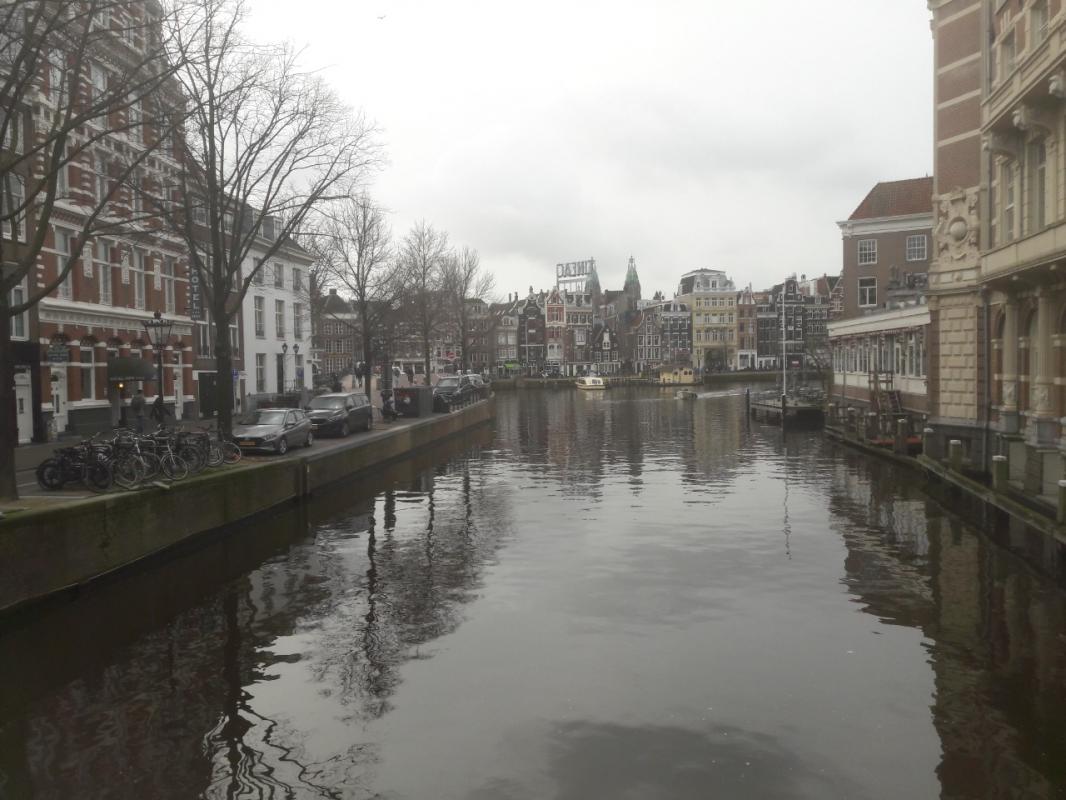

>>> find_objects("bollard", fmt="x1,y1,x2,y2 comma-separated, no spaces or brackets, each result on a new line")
1058,480,1066,525
948,439,963,472
991,455,1008,492
894,418,908,455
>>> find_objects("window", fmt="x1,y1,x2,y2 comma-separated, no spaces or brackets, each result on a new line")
293,302,303,340
857,239,877,265
254,296,265,337
133,249,146,309
80,346,96,400
262,217,276,240
92,8,110,29
292,268,302,292
95,240,112,304
56,228,74,299
905,234,927,262
89,61,107,104
1001,31,1016,80
9,281,26,339
275,299,285,337
1,110,21,153
230,322,240,358
127,96,142,142
48,53,68,106
1,173,25,240
1032,140,1047,231
295,353,304,380
273,263,283,289
1033,1,1049,44
94,151,110,202
196,321,212,357
256,353,266,393
1003,163,1016,242
162,257,176,314
858,277,877,308
252,258,264,285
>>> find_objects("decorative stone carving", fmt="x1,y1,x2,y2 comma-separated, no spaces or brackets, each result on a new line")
934,187,980,263
1012,104,1055,136
1003,381,1016,406
1051,70,1066,99
152,256,161,290
120,250,130,285
1033,384,1051,411
983,131,1020,160
82,252,92,279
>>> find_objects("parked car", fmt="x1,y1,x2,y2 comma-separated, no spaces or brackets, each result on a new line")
433,375,479,411
304,392,373,436
233,408,313,455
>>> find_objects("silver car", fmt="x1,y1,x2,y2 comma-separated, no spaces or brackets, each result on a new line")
233,408,314,455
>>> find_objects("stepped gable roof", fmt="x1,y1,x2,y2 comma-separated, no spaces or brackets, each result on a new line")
848,177,933,220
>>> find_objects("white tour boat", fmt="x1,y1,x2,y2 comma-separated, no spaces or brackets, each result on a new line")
576,376,606,391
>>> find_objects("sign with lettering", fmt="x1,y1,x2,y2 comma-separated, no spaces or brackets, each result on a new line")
47,343,68,363
187,263,204,321
555,259,594,279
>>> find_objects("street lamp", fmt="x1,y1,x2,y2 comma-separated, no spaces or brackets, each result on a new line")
141,310,173,401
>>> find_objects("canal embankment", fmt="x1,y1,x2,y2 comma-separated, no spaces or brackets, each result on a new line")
0,397,495,616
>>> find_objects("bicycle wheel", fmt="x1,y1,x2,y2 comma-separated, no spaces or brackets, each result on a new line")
82,460,113,493
112,456,145,490
36,458,64,491
161,453,188,481
221,441,242,464
206,442,224,468
179,445,206,474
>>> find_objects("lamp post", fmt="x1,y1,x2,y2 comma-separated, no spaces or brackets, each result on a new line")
281,342,288,392
141,310,173,401
293,343,300,390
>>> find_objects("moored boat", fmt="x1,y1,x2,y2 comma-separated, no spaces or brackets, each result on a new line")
576,376,606,390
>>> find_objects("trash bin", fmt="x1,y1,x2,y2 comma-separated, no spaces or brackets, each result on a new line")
393,385,433,417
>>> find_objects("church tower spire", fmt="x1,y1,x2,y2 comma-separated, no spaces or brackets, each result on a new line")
624,255,641,302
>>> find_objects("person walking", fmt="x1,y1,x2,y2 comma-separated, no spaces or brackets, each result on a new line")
405,365,415,386
150,393,171,427
130,389,146,433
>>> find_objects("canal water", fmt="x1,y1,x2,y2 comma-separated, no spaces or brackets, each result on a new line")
3,387,1066,799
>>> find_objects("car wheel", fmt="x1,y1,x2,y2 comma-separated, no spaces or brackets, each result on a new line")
340,421,350,437
276,437,288,455
305,430,314,447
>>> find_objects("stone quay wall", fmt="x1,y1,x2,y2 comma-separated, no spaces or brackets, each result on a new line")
0,398,495,616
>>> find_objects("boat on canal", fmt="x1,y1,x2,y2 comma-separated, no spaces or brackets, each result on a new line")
675,388,698,400
576,376,606,390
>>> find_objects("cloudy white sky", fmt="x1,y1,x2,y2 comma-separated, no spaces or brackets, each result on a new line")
245,1,933,297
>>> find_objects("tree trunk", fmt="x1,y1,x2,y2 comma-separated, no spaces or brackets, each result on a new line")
0,295,19,501
213,302,235,439
361,326,374,396
422,330,432,386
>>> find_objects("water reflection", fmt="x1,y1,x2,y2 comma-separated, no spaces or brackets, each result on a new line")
2,389,1066,799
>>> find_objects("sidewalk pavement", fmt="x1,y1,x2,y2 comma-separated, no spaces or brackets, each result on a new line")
14,417,217,472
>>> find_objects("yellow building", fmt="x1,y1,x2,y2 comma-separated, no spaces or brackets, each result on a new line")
676,269,737,371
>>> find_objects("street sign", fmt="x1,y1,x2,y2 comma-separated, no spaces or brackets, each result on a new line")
47,343,68,363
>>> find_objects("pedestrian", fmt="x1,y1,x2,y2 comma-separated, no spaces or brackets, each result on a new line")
130,389,146,433
355,362,363,388
405,365,414,385
150,393,171,427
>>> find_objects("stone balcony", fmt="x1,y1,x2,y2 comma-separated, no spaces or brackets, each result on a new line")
984,14,1066,132
981,220,1066,286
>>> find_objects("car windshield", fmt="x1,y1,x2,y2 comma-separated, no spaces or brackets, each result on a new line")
308,396,345,409
437,377,460,388
246,410,287,425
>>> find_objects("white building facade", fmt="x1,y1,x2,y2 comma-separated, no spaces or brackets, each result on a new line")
241,240,315,405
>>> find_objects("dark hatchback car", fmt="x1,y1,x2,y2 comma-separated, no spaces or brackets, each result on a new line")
305,392,373,437
432,374,485,411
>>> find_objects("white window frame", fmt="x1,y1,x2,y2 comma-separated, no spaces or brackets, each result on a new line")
56,228,74,299
857,239,877,266
273,262,284,289
252,258,263,286
80,345,96,400
858,277,877,308
133,249,146,309
2,173,25,240
9,279,27,339
1032,1,1049,45
275,299,285,338
255,353,266,393
95,239,112,305
254,295,265,338
89,61,107,104
905,234,927,262
162,257,176,314
293,302,303,340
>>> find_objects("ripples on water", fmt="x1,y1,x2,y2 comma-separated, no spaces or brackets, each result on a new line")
2,387,1066,799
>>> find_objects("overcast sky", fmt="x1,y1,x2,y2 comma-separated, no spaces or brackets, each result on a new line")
245,1,933,298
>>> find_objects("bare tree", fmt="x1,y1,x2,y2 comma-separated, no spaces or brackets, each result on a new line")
0,0,192,500
312,194,398,389
441,246,494,374
398,221,449,385
156,0,379,437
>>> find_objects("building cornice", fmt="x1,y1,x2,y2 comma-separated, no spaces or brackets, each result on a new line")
837,212,934,237
38,298,194,336
828,304,931,337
